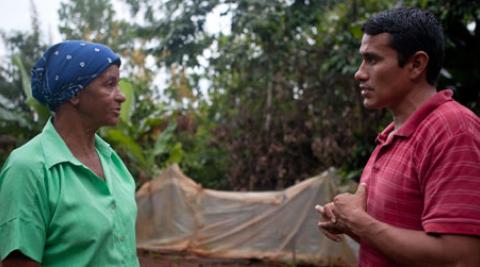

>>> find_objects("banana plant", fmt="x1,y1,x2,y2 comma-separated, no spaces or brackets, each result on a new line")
101,79,183,182
0,94,29,128
12,54,51,126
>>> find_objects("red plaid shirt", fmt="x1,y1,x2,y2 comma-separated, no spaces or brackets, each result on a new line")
358,89,480,267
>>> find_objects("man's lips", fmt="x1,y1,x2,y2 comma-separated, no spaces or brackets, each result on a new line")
359,85,373,97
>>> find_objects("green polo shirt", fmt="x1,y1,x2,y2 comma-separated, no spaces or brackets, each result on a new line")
0,119,139,267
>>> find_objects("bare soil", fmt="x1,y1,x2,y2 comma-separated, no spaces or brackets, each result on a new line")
138,250,319,267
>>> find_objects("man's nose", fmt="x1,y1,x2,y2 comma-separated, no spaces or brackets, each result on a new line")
354,63,367,81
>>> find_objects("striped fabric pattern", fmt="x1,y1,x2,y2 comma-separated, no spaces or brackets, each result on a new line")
358,90,480,267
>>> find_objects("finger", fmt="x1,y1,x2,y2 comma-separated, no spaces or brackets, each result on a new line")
320,228,343,242
318,220,341,233
314,204,324,213
356,183,367,196
318,220,333,228
316,204,336,222
356,183,367,209
324,204,337,223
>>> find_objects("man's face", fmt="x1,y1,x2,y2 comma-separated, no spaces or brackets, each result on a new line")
354,33,411,110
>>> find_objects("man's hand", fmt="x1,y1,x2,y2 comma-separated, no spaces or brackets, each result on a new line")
332,183,368,232
316,183,368,242
315,203,345,242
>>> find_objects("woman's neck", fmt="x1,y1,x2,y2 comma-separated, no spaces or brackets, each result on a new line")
52,109,98,158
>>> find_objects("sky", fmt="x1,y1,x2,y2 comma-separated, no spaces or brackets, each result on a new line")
0,0,61,59
0,0,230,60
0,0,229,97
0,0,137,60
0,0,61,39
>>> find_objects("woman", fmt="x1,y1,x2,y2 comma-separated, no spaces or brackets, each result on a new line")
0,41,139,266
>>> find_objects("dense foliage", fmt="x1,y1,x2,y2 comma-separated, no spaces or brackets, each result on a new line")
0,0,478,190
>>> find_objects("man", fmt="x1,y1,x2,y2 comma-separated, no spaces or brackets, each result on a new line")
316,7,480,267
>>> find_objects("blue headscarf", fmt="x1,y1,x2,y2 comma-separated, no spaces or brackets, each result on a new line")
31,40,121,110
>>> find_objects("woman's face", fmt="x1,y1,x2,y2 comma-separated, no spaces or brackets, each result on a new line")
75,64,125,128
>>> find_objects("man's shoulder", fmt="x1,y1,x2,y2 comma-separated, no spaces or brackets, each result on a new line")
422,100,479,136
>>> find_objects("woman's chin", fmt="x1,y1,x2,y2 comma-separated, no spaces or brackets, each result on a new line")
104,118,120,127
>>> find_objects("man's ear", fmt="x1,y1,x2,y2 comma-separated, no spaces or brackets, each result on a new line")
409,51,429,80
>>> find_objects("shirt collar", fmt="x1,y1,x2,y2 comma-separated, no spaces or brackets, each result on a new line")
95,134,113,159
376,89,454,144
41,118,113,169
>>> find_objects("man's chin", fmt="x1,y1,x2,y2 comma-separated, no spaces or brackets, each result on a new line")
363,100,381,110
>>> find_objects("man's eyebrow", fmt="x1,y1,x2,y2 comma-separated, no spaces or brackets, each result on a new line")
360,51,378,58
360,52,383,61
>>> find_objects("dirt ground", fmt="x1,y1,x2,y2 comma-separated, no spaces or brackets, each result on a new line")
138,250,320,267
0,251,345,267
137,250,356,267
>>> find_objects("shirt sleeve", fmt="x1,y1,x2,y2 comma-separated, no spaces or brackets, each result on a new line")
0,154,49,262
421,130,480,236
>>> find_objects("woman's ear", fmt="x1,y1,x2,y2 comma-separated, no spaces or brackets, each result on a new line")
68,93,80,107
409,51,429,80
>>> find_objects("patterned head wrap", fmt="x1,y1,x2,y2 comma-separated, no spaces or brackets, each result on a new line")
31,40,121,110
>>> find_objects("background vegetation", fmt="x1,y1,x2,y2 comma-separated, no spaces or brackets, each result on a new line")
0,0,479,190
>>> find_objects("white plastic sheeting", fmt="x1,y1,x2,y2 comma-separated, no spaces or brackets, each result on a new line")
136,165,358,266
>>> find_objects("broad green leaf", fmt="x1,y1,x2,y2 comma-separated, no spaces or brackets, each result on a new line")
119,79,135,125
12,54,50,123
350,24,363,39
166,142,183,165
152,122,177,157
103,128,146,166
0,106,29,127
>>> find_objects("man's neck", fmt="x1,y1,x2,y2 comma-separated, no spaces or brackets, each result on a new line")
391,83,437,130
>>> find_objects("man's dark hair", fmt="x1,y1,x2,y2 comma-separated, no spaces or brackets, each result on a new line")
362,7,445,85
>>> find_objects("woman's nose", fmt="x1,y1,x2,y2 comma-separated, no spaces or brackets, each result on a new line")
116,88,126,103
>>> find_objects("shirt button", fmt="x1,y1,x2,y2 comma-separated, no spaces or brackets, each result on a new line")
111,202,117,209
119,236,125,241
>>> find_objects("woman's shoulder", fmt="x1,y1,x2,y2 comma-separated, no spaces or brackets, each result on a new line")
3,134,47,172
